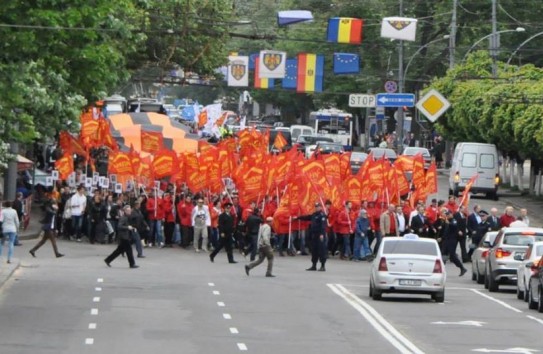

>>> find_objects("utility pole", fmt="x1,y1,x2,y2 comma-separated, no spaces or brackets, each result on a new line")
445,0,458,167
491,0,498,77
397,0,405,152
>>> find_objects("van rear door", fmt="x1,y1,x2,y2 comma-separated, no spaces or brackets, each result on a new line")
476,151,497,190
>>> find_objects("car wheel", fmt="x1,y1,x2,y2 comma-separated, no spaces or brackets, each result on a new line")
369,281,373,297
476,270,485,285
432,291,445,303
471,271,476,281
524,286,530,302
529,286,538,309
371,282,382,301
538,289,543,313
484,270,490,289
488,268,499,292
517,284,524,300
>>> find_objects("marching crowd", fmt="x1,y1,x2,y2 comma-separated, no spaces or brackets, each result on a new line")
0,180,533,277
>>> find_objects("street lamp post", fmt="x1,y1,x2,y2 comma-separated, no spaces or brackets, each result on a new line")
506,30,543,65
461,27,526,64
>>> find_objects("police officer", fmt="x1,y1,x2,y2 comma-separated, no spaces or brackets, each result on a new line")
294,202,328,272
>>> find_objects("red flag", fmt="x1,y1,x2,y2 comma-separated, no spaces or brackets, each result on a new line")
98,118,117,150
141,131,163,154
54,153,74,180
152,149,179,179
322,154,341,186
108,151,133,176
411,154,426,190
459,174,478,207
273,131,288,150
423,162,438,195
59,131,88,159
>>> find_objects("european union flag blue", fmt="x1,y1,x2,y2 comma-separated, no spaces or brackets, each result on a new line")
248,53,259,70
281,58,298,89
333,53,360,75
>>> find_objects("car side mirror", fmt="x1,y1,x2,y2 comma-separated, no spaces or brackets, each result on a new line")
514,254,525,261
483,241,491,248
525,262,534,268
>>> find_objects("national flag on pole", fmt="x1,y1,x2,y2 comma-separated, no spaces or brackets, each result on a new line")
248,53,259,70
333,53,360,74
381,17,418,41
327,17,363,44
258,50,286,78
254,57,275,89
273,131,288,150
296,53,324,93
282,58,298,89
227,55,249,87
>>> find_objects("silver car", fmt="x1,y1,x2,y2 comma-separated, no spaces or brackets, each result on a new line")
369,234,446,302
516,241,543,301
471,231,498,284
485,227,543,292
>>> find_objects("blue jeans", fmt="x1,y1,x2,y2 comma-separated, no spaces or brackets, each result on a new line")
210,228,218,249
150,220,163,245
342,234,352,257
275,234,286,253
173,223,182,244
131,230,143,256
71,215,84,239
372,231,382,255
0,232,16,261
288,230,298,253
354,234,372,259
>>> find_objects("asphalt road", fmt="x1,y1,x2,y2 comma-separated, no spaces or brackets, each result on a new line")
0,175,542,354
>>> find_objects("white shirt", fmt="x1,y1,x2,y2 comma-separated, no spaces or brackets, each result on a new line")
70,193,87,216
0,208,20,233
191,205,211,227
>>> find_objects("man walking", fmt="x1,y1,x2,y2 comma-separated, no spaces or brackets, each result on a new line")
70,186,87,242
244,208,263,261
245,217,275,277
295,202,328,272
192,197,211,252
209,202,237,264
29,198,64,258
104,205,139,269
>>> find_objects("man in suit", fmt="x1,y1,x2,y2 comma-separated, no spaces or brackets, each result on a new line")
209,202,237,264
467,205,482,260
454,204,469,263
409,205,428,237
104,205,139,269
380,204,399,237
488,208,501,231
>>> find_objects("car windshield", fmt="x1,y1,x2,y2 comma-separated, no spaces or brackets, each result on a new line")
318,144,343,152
351,153,367,162
404,148,430,157
383,240,438,256
503,233,543,246
371,149,397,158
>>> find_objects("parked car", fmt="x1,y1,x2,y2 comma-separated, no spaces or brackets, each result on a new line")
471,231,499,284
485,227,543,292
402,147,432,169
314,142,344,155
369,147,397,164
517,241,543,301
296,135,334,152
350,152,368,175
369,234,446,302
527,254,543,312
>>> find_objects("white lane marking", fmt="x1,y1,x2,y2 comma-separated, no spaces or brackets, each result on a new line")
217,301,225,307
91,308,99,315
208,282,215,286
470,289,523,313
95,287,102,292
328,284,425,354
237,343,248,351
472,347,540,353
213,290,220,295
93,297,100,303
88,323,97,329
223,313,232,319
85,338,94,345
97,278,103,283
230,327,239,334
432,320,486,327
527,315,543,326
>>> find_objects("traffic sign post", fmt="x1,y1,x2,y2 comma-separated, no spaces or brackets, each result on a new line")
349,94,376,108
416,89,450,123
376,93,416,107
384,81,398,93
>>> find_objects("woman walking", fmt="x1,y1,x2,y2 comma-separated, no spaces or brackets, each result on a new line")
0,201,20,264
29,198,64,258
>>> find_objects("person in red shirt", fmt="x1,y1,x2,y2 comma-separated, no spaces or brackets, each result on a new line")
162,192,175,247
146,192,164,247
325,200,338,256
242,201,256,223
500,206,516,227
336,201,354,260
446,195,459,214
177,194,194,248
425,199,439,225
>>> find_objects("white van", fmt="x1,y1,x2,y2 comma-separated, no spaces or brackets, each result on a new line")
449,142,500,200
290,125,314,142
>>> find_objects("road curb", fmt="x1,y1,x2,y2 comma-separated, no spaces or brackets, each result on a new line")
0,260,20,289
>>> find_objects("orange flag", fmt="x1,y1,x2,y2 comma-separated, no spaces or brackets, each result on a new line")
98,118,117,150
59,131,88,159
152,149,179,179
108,151,133,176
55,153,74,180
459,174,478,207
411,153,426,190
141,131,163,154
339,152,352,179
423,162,438,195
322,154,341,186
198,110,208,128
273,131,288,150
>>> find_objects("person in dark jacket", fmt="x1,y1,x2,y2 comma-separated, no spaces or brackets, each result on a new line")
442,211,468,276
12,192,25,245
354,209,372,261
294,202,328,272
29,198,64,258
129,200,149,258
454,204,470,263
88,191,107,244
209,202,237,264
104,205,139,269
243,208,263,261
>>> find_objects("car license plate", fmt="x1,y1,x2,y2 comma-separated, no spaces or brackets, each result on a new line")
399,279,421,286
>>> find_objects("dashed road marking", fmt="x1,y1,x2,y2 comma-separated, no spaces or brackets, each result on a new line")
213,290,220,295
85,338,94,345
91,308,99,315
217,301,225,307
97,278,103,283
470,289,523,313
88,323,97,329
230,327,239,334
93,297,100,303
95,287,102,292
208,282,215,287
223,313,232,319
237,343,248,351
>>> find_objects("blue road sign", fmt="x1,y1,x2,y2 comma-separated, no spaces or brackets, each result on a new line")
376,93,415,107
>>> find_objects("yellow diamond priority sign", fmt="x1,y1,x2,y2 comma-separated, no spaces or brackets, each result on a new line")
416,89,450,123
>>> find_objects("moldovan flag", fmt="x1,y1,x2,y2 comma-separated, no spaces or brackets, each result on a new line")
327,18,363,44
227,55,249,87
254,58,274,89
297,53,324,93
381,17,417,41
273,131,288,150
258,50,286,78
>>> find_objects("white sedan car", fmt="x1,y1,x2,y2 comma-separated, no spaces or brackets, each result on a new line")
369,234,446,302
517,241,543,301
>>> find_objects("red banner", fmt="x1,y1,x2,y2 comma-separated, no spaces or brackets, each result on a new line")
108,151,133,176
55,153,74,180
152,149,178,179
141,131,163,154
